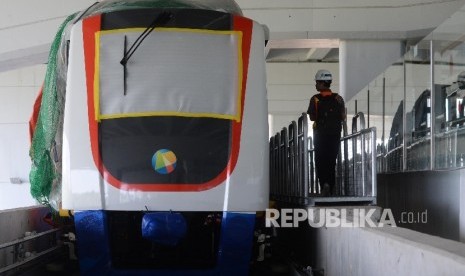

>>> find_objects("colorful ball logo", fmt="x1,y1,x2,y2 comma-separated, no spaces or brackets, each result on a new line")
152,149,177,174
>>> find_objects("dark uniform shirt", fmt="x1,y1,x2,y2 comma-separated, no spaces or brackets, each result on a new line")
307,89,346,131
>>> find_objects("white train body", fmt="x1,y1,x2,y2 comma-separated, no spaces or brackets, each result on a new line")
61,7,269,212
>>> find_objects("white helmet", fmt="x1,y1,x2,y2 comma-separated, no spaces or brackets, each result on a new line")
315,69,332,81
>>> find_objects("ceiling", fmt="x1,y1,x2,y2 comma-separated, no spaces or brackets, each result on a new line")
0,0,464,72
265,39,339,63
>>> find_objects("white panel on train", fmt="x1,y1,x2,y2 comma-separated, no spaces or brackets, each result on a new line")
98,29,241,121
62,10,268,212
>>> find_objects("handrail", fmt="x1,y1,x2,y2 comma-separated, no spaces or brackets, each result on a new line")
270,112,377,204
298,114,309,198
0,228,61,274
352,112,366,134
339,126,377,197
288,121,298,197
378,119,465,173
0,228,59,250
280,127,289,196
0,246,62,274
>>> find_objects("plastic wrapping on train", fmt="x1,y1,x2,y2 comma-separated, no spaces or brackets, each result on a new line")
30,0,270,274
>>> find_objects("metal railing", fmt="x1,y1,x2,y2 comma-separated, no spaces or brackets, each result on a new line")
435,127,465,169
0,229,61,274
270,112,377,205
377,124,465,173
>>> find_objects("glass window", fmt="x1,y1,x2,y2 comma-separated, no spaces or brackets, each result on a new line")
404,40,432,171
348,57,405,174
97,28,242,121
348,88,368,135
377,60,405,173
347,4,465,173
432,15,465,169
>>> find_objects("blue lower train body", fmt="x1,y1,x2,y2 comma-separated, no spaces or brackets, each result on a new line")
74,211,256,275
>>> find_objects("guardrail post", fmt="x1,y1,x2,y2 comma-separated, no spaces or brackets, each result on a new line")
280,128,289,198
269,137,275,197
268,111,377,204
371,128,377,198
288,121,298,198
298,114,310,202
352,112,366,134
308,136,315,194
274,133,280,198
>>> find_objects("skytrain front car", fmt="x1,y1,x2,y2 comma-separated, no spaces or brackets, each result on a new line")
29,0,269,274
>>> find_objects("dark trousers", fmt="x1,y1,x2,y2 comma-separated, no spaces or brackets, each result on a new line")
314,131,341,189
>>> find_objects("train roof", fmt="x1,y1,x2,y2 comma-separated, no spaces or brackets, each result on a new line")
78,0,243,20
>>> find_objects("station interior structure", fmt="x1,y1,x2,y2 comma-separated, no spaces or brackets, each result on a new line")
3,0,465,275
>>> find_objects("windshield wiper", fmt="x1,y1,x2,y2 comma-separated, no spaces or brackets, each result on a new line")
120,11,173,66
120,11,173,96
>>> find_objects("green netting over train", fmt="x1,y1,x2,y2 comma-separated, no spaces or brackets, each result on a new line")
28,0,242,210
29,14,77,209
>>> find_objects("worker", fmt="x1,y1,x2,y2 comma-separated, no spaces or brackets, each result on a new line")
307,69,346,196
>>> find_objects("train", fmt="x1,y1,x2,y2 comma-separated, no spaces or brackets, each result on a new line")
381,72,465,171
29,0,269,274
